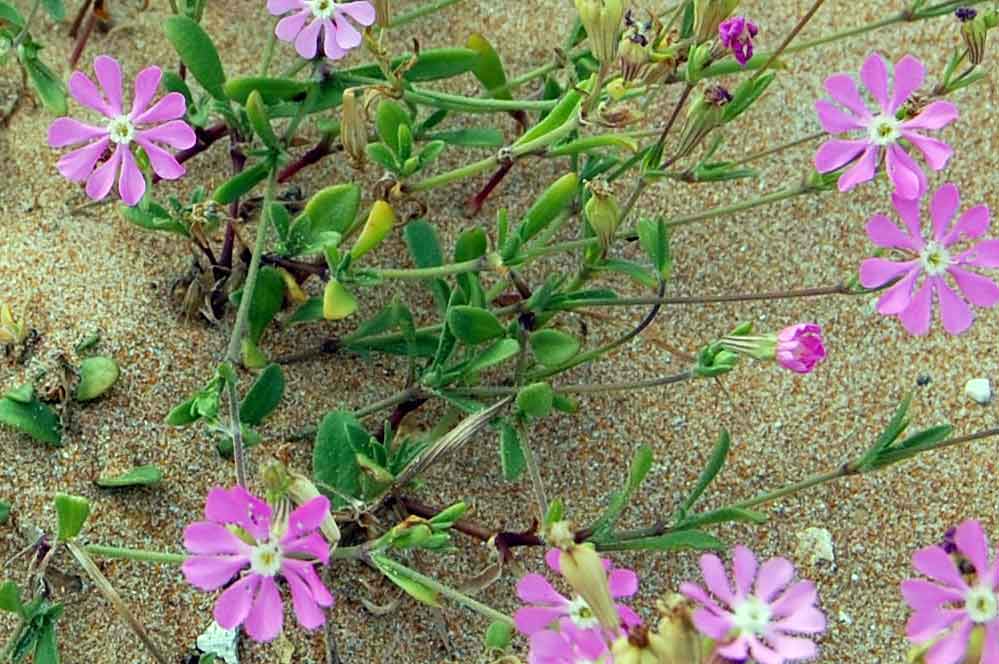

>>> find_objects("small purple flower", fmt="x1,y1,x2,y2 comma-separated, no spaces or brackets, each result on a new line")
681,545,826,664
182,486,334,642
515,549,641,637
776,324,826,374
956,7,978,22
47,55,196,207
719,16,759,67
267,0,376,61
859,183,999,336
902,520,999,664
814,52,958,200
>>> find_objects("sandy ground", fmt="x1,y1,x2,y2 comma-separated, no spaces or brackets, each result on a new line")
1,0,998,662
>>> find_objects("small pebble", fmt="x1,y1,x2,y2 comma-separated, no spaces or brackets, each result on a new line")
965,378,992,405
795,526,835,565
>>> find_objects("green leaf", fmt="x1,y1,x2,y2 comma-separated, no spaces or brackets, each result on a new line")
0,580,23,615
215,424,263,459
313,411,376,507
599,530,724,552
485,620,514,651
678,507,767,529
448,306,505,345
4,383,33,403
164,16,228,100
119,202,188,237
230,267,284,344
366,142,400,173
529,329,580,366
0,500,9,524
343,47,479,83
161,71,194,107
467,33,512,99
404,220,449,313
165,396,199,426
516,382,554,418
239,363,285,426
375,99,410,155
224,76,310,104
213,162,270,204
20,53,67,115
598,259,658,289
0,1,26,28
424,127,505,147
54,494,91,540
678,430,730,517
856,394,912,471
873,424,954,469
74,356,120,401
95,465,163,488
637,217,671,279
34,622,59,664
371,555,442,607
464,338,520,375
517,172,579,243
246,90,281,151
301,183,361,238
499,421,525,481
287,297,323,325
40,0,64,20
588,445,653,537
0,395,62,446
723,72,776,123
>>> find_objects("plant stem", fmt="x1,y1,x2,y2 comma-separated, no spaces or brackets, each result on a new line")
373,555,514,626
83,545,185,564
11,0,41,48
366,256,490,280
225,379,248,487
664,184,809,228
728,131,825,168
388,0,463,28
259,31,278,77
546,284,860,309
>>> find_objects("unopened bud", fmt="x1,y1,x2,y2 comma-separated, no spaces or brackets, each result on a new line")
693,0,740,43
558,543,620,633
341,88,368,170
584,180,621,252
958,9,998,65
674,85,731,162
619,11,652,83
288,469,341,547
655,594,706,663
350,200,396,260
575,0,628,64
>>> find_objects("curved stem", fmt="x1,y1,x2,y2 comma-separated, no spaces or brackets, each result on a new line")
388,0,463,28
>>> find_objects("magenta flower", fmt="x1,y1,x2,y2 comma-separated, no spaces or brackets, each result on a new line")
526,622,611,664
859,183,999,336
267,0,376,60
182,486,335,642
681,545,826,664
902,520,999,664
47,55,195,207
814,52,958,200
776,324,826,374
719,16,758,67
515,549,641,637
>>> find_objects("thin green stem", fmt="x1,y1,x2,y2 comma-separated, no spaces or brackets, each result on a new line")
11,0,41,48
83,545,185,565
225,378,248,487
353,387,423,419
259,30,278,77
728,131,825,168
545,284,859,310
406,155,497,193
388,0,463,28
665,185,809,228
728,469,845,511
366,256,489,280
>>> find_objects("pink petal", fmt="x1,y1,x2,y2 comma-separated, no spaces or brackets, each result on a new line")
900,579,966,612
692,606,733,639
866,213,921,251
117,147,146,207
281,533,331,564
284,496,330,537
903,100,959,131
182,555,249,590
906,608,964,643
284,566,326,630
183,522,253,556
732,546,758,598
768,634,817,660
886,143,926,200
333,12,363,48
56,137,110,181
617,603,642,628
48,118,107,147
898,280,934,336
870,264,920,312
912,544,969,589
773,606,825,634
902,131,953,172
949,267,999,308
747,636,783,664
755,557,794,602
514,606,563,634
815,99,864,133
814,138,868,174
282,559,334,607
860,52,891,114
545,548,562,572
132,92,186,125
935,277,973,335
608,568,638,598
717,636,750,661
944,205,990,246
700,553,735,605
837,144,879,192
275,10,309,42
680,581,727,616
68,72,114,117
516,573,566,605
85,146,123,201
93,55,124,115
926,620,973,664
892,193,925,243
823,73,872,120
322,20,348,60
134,138,184,182
930,183,960,242
771,581,817,619
135,120,196,149
213,573,260,630
337,1,376,24
243,576,284,642
268,0,304,13
294,18,323,59
890,55,926,114
958,240,999,268
983,622,999,664
204,486,273,542
130,66,162,118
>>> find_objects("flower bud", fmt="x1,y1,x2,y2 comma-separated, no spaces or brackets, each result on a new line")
619,10,652,83
557,543,620,633
655,594,706,664
287,468,341,547
720,322,826,374
957,8,998,65
0,302,27,345
575,0,628,64
610,626,671,664
693,0,740,43
341,88,368,170
718,15,758,66
373,0,391,27
584,179,621,253
673,85,731,162
350,200,397,260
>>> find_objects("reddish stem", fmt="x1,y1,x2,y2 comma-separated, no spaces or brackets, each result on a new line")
152,123,228,184
465,160,515,218
68,10,97,69
278,137,338,183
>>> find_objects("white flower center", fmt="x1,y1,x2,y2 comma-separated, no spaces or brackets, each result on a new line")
867,114,901,146
566,595,600,629
731,596,772,636
107,115,135,144
966,586,999,623
920,241,952,276
306,0,337,18
249,541,283,577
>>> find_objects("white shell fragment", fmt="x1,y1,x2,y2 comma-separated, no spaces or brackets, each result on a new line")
197,621,240,664
965,378,992,405
795,527,835,565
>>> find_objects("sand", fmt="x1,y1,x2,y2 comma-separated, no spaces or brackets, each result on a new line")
1,0,998,662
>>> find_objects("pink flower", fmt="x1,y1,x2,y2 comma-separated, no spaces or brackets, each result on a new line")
515,549,641,638
526,622,611,664
859,183,999,336
901,520,999,664
181,486,335,642
814,52,958,200
267,0,376,61
719,16,758,67
681,545,826,664
47,55,195,207
776,324,826,374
